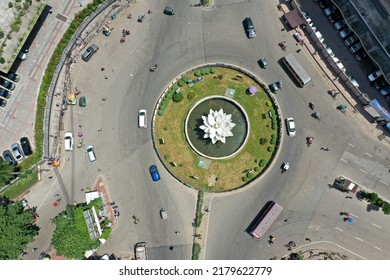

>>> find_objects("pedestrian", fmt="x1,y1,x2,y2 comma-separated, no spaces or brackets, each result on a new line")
98,128,102,132
334,76,339,81
101,67,105,71
79,125,82,128
65,158,70,161
321,147,329,151
32,248,37,252
313,50,318,55
48,176,53,179
104,76,108,79
305,238,312,242
205,208,210,213
296,49,301,53
281,28,285,31
175,231,180,235
102,97,106,101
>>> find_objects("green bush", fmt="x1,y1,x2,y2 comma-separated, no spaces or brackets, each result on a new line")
254,167,260,172
382,202,390,215
260,138,267,145
210,68,216,74
266,102,271,107
182,75,189,83
259,159,267,167
270,137,277,144
204,68,210,74
0,57,5,64
195,71,202,77
187,91,195,101
158,109,164,116
172,92,184,102
247,172,254,179
178,80,185,87
267,146,274,152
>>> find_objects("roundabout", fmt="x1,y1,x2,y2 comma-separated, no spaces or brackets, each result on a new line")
154,66,280,191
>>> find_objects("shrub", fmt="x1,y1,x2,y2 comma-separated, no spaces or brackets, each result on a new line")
178,80,185,87
164,154,170,160
172,92,184,102
242,176,248,182
270,137,277,144
0,57,5,64
187,92,195,101
8,3,13,8
259,159,267,167
182,75,189,83
204,68,210,74
210,68,215,74
260,138,267,145
267,146,274,152
254,167,260,172
247,172,254,179
158,109,164,116
382,202,390,215
217,74,223,80
195,71,202,77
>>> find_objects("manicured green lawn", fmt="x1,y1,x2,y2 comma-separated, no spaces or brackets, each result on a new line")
155,67,279,191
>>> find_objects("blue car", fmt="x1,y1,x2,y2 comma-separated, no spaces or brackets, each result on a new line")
149,165,160,181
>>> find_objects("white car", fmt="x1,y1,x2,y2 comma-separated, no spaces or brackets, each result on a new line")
64,132,74,151
286,118,296,137
138,109,147,128
368,70,383,82
86,145,96,162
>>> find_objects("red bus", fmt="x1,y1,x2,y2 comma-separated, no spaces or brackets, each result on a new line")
249,201,283,239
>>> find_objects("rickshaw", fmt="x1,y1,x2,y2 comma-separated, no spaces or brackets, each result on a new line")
79,96,86,107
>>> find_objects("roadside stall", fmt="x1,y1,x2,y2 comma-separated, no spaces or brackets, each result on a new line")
333,177,358,193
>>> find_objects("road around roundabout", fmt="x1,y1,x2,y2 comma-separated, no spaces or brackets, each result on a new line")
24,0,390,260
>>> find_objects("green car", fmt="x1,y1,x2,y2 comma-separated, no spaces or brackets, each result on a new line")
164,7,175,15
258,58,268,69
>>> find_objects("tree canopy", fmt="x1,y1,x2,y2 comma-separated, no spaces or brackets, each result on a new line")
0,200,39,259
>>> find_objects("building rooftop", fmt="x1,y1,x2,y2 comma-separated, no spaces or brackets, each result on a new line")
0,0,46,73
333,0,390,82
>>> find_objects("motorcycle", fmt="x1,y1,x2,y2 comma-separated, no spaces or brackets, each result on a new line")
312,112,321,120
149,64,158,72
309,102,315,110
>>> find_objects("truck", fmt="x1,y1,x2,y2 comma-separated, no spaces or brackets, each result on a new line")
333,177,358,193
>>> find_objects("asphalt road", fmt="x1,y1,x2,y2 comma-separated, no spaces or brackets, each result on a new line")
21,0,390,260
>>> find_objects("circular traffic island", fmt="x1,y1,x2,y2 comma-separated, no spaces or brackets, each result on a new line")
154,66,281,192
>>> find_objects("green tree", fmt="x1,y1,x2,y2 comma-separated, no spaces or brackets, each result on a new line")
0,159,16,186
0,200,39,259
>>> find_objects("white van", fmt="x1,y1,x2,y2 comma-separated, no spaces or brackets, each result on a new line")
64,132,73,151
86,145,96,162
138,109,147,128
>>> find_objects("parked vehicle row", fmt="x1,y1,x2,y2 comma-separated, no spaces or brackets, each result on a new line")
0,71,20,107
2,137,33,165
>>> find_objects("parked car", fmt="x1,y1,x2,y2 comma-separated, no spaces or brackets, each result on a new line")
332,57,346,72
302,12,314,27
18,50,28,61
149,165,160,181
286,118,296,137
344,35,358,47
324,44,335,57
11,143,24,161
7,71,20,82
328,11,342,23
368,70,383,82
163,6,175,15
81,44,99,62
258,58,268,69
338,28,352,39
2,150,17,165
0,98,7,107
0,78,15,91
324,6,336,17
334,20,346,31
320,0,332,9
64,131,74,151
244,17,256,38
160,208,168,220
86,145,96,162
374,77,387,90
20,137,33,156
380,86,390,96
355,49,367,61
0,88,11,99
349,42,363,54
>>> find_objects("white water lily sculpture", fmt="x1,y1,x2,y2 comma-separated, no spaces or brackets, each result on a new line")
199,109,236,144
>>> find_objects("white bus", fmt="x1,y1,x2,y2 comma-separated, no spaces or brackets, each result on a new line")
282,53,312,87
248,201,283,239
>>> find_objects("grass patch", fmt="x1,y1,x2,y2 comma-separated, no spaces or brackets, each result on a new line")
155,67,279,191
2,169,38,199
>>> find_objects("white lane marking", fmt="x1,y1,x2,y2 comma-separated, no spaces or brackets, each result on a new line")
348,143,355,147
365,153,373,157
375,246,382,251
355,237,364,242
359,169,368,174
350,213,358,218
379,180,389,186
372,223,381,229
340,158,348,163
335,227,343,232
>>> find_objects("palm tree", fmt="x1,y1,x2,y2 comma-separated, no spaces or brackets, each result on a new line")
0,159,17,186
